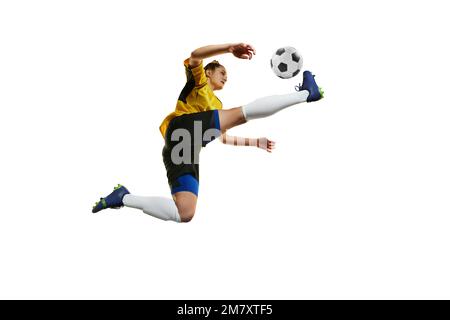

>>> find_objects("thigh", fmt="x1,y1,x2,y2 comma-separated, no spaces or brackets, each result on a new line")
218,107,247,131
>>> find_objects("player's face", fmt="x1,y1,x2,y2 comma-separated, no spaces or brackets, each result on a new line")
209,66,227,90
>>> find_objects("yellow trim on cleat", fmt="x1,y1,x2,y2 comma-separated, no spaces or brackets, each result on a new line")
319,87,324,98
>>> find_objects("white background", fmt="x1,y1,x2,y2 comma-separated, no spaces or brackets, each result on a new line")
1,0,449,299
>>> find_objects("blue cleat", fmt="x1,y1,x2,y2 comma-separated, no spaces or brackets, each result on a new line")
92,184,130,213
296,70,324,102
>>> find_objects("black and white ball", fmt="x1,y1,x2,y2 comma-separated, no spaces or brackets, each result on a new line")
270,46,303,79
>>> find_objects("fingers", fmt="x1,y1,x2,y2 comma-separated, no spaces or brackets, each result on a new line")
233,43,256,60
244,44,255,60
237,52,252,60
246,44,256,57
242,45,255,60
257,138,276,152
266,140,276,152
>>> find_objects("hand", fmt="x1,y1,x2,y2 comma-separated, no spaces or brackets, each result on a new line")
257,137,276,153
229,43,256,60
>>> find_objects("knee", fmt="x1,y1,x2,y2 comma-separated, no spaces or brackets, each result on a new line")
173,192,197,223
235,107,247,125
179,208,196,223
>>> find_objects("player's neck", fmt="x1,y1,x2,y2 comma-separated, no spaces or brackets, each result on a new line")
207,79,217,91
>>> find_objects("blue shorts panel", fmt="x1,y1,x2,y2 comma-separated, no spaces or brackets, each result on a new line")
213,109,221,131
170,173,199,196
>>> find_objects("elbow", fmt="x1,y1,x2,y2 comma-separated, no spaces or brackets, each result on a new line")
190,50,201,60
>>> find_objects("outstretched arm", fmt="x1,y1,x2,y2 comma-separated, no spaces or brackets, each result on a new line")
220,133,275,153
189,43,256,68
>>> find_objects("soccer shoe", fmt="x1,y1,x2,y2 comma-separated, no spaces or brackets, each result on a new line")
92,184,130,213
298,70,324,102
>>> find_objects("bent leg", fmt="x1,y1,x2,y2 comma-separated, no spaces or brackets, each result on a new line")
123,194,182,222
122,189,198,223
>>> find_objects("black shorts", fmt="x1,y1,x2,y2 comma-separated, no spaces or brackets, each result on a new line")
162,110,221,196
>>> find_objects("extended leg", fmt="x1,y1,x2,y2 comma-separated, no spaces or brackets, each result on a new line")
218,70,323,131
217,90,308,131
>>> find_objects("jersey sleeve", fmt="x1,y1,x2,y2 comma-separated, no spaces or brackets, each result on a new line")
184,58,207,87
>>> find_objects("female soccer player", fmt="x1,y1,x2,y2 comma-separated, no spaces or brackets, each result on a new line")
92,42,323,222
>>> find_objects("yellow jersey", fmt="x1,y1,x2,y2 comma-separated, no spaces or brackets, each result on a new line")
159,59,223,138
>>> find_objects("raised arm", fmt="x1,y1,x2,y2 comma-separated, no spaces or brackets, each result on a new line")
189,43,256,68
220,132,275,153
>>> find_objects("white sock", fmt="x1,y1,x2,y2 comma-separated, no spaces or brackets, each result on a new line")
241,90,309,121
123,194,181,222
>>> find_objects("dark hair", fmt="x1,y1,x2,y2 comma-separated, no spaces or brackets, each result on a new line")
204,60,224,73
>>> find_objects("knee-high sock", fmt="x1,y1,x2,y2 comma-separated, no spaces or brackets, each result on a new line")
241,90,309,121
122,194,181,222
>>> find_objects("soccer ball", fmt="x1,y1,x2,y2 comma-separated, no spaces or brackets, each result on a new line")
270,46,303,79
